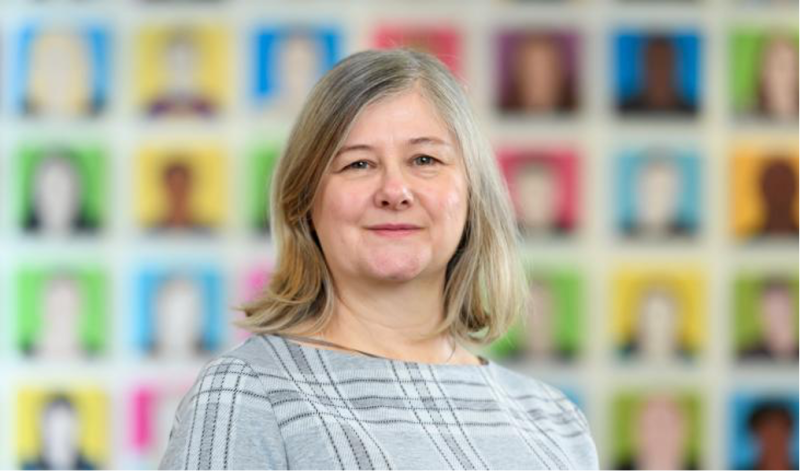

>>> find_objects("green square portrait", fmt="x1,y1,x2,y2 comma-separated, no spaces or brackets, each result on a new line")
733,271,799,362
612,389,702,470
16,265,108,357
485,262,585,362
248,139,283,234
17,142,106,234
730,28,799,119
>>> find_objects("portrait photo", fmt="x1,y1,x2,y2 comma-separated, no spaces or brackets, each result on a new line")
233,264,273,342
615,145,701,240
17,142,106,235
17,388,107,470
135,142,226,234
247,139,282,234
495,28,580,116
372,24,462,75
135,24,228,118
11,22,109,118
251,25,341,115
497,146,580,238
15,265,107,359
733,271,799,363
614,29,701,117
486,263,585,363
612,266,705,363
730,142,799,241
729,392,799,470
128,381,194,468
730,27,798,122
612,389,702,469
133,264,224,359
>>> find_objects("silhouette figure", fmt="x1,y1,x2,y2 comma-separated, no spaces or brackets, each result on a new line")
756,157,798,237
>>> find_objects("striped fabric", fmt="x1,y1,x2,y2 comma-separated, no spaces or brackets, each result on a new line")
159,334,599,470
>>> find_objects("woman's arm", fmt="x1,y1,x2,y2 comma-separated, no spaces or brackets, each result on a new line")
159,356,287,470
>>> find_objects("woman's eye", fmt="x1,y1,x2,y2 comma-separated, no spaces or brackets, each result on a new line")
414,155,437,166
345,160,370,171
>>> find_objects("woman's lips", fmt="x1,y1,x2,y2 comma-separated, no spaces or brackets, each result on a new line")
366,225,422,237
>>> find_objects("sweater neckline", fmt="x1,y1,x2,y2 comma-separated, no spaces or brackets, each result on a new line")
265,334,493,371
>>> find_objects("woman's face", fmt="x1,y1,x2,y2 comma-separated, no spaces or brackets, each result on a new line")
311,89,468,287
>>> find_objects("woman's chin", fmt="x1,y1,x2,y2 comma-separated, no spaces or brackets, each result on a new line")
364,258,427,283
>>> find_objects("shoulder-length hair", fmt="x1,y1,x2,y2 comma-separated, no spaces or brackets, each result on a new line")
235,48,530,347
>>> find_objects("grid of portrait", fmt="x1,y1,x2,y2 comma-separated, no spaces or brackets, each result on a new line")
0,0,798,470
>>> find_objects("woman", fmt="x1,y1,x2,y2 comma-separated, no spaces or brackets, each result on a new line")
159,48,599,470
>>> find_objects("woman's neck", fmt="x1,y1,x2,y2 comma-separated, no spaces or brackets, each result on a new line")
302,276,481,365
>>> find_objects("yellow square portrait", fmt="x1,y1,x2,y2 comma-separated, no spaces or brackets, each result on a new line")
135,142,227,232
730,140,799,240
135,24,230,118
17,387,108,470
611,264,705,362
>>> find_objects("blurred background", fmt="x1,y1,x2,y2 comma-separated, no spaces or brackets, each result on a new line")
0,0,798,469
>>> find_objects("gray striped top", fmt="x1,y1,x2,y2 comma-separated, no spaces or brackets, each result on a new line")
159,334,599,470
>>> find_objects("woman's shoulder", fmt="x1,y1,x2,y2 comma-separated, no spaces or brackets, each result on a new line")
487,361,570,400
486,362,598,468
160,335,289,470
197,333,295,380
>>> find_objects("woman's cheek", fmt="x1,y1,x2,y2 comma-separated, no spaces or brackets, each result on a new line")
424,188,464,233
329,186,368,223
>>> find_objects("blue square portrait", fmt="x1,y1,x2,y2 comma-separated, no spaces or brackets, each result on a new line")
133,263,225,359
729,392,799,470
615,145,701,239
251,26,341,113
614,30,701,116
10,21,110,117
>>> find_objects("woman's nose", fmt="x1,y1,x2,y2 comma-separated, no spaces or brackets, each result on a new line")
374,164,414,210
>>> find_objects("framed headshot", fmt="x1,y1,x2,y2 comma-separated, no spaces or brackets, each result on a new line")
614,29,701,117
497,146,580,237
133,264,224,359
15,265,107,359
733,271,799,363
615,145,701,239
730,142,799,240
372,24,462,76
11,22,109,118
16,142,106,235
128,381,194,468
495,28,580,116
612,389,702,469
729,392,799,470
233,264,274,341
135,24,229,118
486,263,585,363
730,27,798,122
17,388,108,470
135,142,226,234
611,266,705,363
251,26,341,114
247,139,283,234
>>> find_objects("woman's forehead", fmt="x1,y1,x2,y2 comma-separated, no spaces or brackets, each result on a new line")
343,90,454,145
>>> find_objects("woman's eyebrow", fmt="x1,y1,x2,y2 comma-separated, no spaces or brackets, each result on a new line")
335,137,452,160
408,136,451,147
335,144,373,157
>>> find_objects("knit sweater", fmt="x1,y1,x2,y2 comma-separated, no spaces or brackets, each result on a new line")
159,334,599,470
